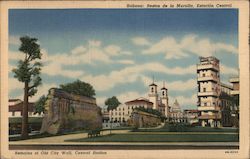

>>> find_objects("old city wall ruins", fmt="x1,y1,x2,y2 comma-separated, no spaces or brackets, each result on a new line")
41,88,102,134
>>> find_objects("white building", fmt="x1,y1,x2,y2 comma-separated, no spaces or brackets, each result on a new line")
107,81,170,126
197,56,221,127
197,56,236,128
109,97,153,125
9,99,43,117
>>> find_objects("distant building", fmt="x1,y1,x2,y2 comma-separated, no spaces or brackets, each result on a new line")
109,97,153,125
9,99,43,135
8,99,42,117
184,109,199,125
148,81,170,117
229,76,239,127
220,83,234,127
169,99,186,123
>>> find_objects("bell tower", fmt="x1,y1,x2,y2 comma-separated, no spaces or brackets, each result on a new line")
161,81,169,118
148,77,158,110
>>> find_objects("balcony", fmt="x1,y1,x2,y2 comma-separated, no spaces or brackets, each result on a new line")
229,77,239,83
197,64,219,72
198,106,220,111
197,76,218,82
230,90,239,95
198,114,221,119
198,91,218,97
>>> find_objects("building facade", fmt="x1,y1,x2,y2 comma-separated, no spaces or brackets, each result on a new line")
148,82,170,118
109,97,153,125
169,99,186,123
9,99,43,118
197,56,221,127
197,56,238,128
184,109,199,125
229,76,240,127
220,83,234,127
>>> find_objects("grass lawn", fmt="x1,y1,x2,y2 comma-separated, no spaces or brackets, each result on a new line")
133,124,239,133
66,133,239,142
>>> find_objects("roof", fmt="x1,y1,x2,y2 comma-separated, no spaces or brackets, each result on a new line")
125,97,153,105
160,87,168,90
184,109,199,113
9,102,35,112
9,99,22,102
149,83,157,86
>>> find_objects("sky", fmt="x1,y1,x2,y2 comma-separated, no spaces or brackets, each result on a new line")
8,9,239,109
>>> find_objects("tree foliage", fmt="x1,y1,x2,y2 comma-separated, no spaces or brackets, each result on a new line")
12,36,42,97
135,107,163,117
105,96,121,111
34,95,47,115
60,80,95,98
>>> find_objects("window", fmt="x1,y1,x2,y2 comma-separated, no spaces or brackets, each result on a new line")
202,73,205,77
151,87,154,93
204,102,207,106
203,88,206,92
12,111,15,116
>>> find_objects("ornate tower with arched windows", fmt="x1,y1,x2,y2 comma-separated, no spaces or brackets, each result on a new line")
161,82,169,118
148,81,158,110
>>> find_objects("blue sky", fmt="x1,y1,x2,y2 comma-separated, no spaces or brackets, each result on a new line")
9,9,238,109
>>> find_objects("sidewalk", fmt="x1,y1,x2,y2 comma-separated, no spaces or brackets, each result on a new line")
9,129,130,144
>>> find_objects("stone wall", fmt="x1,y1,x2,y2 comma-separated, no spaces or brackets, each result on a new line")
130,110,161,128
41,88,102,134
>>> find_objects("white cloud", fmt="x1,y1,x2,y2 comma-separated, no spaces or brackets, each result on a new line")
71,46,86,55
143,34,238,59
42,62,84,78
140,76,196,91
221,64,238,75
97,91,146,106
88,40,102,47
117,91,147,104
169,94,197,108
122,51,133,56
9,77,23,93
167,79,196,92
132,37,151,46
29,83,57,102
9,35,20,45
9,50,25,61
143,37,188,59
105,45,121,56
117,60,135,65
81,63,196,91
8,77,57,102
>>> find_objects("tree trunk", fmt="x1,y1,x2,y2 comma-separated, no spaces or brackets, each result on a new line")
21,81,29,139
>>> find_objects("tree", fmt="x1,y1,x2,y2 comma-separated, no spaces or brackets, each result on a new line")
105,96,121,133
34,95,47,115
60,80,95,98
12,36,42,138
105,96,121,112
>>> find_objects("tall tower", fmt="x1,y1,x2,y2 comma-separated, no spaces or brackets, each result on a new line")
161,82,169,118
148,79,158,110
197,56,221,128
